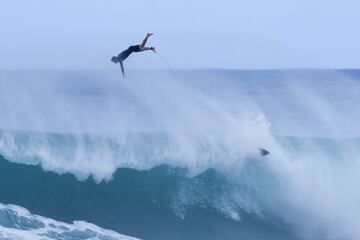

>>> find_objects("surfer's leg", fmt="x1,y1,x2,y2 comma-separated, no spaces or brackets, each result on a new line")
139,46,156,53
140,47,152,51
139,33,154,49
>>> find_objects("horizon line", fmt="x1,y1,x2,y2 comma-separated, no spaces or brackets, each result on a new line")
1,68,360,72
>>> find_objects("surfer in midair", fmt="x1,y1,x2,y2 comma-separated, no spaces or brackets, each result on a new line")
111,33,156,78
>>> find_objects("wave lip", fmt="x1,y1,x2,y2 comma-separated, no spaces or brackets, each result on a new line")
0,203,140,240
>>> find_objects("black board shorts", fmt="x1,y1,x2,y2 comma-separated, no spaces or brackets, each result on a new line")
118,45,141,61
128,45,141,52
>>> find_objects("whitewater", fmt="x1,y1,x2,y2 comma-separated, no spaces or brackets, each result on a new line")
0,69,360,240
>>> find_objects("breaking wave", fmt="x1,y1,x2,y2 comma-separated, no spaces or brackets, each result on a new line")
0,70,360,239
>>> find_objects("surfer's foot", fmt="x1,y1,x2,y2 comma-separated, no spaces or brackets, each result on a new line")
147,33,154,37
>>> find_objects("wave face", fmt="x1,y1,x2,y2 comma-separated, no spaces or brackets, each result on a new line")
0,70,360,239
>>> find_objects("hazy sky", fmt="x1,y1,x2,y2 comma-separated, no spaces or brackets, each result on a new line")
1,0,359,70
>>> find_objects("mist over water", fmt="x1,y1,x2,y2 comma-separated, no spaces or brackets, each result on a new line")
1,70,359,136
0,70,275,176
0,69,360,239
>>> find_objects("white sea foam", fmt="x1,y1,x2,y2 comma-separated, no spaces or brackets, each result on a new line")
0,203,140,240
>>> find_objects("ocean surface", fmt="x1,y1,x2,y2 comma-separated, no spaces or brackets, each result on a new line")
0,69,360,240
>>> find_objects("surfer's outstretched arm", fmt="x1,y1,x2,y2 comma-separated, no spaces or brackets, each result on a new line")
120,61,125,78
139,33,154,49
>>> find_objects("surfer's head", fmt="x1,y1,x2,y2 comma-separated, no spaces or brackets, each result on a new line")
111,56,119,63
